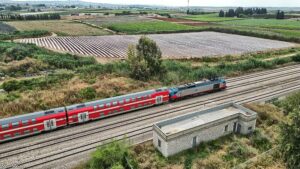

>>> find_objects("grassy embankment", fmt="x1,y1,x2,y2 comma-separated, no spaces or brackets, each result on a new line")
76,91,300,169
0,40,300,118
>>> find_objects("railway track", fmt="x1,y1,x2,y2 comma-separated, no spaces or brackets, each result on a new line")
4,78,300,169
1,65,300,169
1,65,300,158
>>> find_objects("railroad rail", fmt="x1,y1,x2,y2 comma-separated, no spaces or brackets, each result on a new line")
1,65,300,169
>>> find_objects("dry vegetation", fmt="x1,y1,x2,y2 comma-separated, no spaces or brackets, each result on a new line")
5,20,111,36
0,75,161,117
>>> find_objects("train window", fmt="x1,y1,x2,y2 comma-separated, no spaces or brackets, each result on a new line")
24,130,31,134
106,103,111,107
137,97,142,101
32,119,36,123
22,120,29,126
14,132,20,137
119,100,124,105
76,104,85,108
33,128,38,132
93,106,98,111
2,124,9,130
12,122,19,128
132,98,136,102
99,104,104,108
44,110,55,115
125,98,130,103
112,102,118,106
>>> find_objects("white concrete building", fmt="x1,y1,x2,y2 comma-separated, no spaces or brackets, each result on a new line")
153,103,257,157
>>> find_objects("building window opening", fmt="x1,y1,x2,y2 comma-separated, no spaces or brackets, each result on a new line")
248,126,253,131
158,139,161,147
225,125,228,132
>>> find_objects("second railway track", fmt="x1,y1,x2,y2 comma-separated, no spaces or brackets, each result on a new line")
1,64,300,169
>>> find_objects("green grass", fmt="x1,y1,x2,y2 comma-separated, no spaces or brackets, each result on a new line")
220,18,300,30
184,13,243,22
107,21,202,34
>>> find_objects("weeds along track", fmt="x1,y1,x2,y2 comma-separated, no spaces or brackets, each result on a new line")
2,76,300,169
1,65,300,168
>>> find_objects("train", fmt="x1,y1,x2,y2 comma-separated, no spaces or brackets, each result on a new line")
0,78,226,143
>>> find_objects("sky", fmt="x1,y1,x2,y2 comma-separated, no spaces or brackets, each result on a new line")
83,0,300,7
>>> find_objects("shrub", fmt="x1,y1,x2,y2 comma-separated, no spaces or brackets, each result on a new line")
249,131,272,152
223,141,252,162
36,53,96,69
5,44,33,62
280,110,300,169
292,53,300,62
86,140,138,169
78,87,97,100
2,80,20,92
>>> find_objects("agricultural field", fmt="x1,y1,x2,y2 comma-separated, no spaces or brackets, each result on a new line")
82,15,155,27
5,20,111,36
184,13,243,22
19,32,295,60
0,22,16,33
219,19,300,30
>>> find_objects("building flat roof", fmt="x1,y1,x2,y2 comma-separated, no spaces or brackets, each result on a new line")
161,107,241,135
154,103,257,140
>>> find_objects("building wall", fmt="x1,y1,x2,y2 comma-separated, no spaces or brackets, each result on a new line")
153,118,257,157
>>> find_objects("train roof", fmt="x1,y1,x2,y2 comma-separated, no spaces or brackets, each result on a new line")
0,107,65,125
177,79,224,91
66,87,168,111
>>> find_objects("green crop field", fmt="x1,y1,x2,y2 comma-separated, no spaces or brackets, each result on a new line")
107,21,202,34
220,19,300,30
184,13,243,22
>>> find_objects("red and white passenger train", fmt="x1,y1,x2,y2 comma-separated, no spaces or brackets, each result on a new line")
0,78,226,143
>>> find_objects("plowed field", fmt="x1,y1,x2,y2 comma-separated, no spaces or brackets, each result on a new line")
19,32,295,59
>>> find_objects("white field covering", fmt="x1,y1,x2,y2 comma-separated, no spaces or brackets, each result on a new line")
19,32,295,59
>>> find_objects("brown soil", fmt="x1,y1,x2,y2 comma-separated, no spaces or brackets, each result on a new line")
150,17,211,26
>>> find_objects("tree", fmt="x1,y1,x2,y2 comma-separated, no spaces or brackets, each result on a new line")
219,10,225,17
127,36,165,80
280,110,300,169
227,9,235,17
235,7,244,17
136,36,164,76
276,10,285,19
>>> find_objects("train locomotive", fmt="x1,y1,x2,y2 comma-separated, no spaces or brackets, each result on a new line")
0,78,226,143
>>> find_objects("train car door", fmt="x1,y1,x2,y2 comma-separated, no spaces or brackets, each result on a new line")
44,119,57,131
78,112,89,123
155,96,163,105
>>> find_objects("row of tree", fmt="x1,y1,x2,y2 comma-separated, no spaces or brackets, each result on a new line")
0,13,61,21
219,7,268,17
